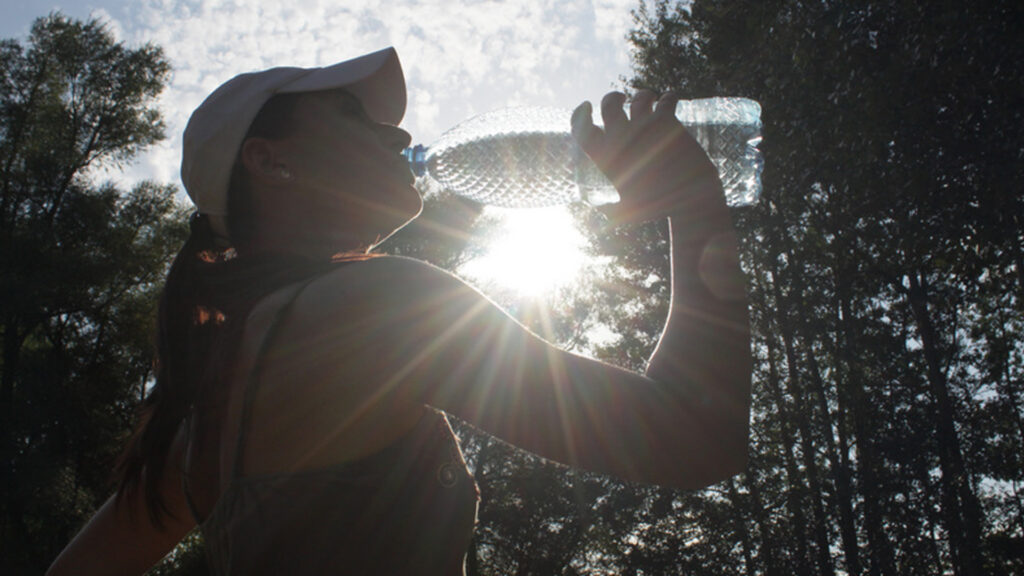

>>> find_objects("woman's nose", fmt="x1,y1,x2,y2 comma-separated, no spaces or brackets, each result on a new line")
376,124,412,153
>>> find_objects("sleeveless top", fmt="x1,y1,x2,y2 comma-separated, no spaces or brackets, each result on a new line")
182,279,480,575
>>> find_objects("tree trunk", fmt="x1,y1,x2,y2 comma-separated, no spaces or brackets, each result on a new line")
764,326,814,575
835,264,897,576
726,478,758,576
1,316,24,569
774,271,836,576
744,469,781,576
905,272,985,576
806,348,862,576
785,341,836,576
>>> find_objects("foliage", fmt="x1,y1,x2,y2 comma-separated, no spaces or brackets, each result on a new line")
0,13,186,575
620,1,1024,574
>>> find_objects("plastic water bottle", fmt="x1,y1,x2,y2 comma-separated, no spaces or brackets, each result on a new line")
404,98,763,209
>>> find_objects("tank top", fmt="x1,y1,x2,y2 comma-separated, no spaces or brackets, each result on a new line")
182,278,480,575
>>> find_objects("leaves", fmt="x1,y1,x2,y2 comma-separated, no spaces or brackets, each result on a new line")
621,1,1024,575
0,13,183,574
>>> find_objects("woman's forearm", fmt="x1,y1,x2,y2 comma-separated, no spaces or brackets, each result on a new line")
645,179,752,482
47,435,196,576
46,493,183,576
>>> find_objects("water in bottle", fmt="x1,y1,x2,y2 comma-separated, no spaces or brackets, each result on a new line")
405,98,763,209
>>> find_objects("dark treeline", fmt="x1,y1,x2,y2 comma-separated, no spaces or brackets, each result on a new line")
0,14,187,576
3,2,1023,574
620,1,1023,574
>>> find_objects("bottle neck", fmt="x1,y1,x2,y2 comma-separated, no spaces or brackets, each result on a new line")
403,144,428,176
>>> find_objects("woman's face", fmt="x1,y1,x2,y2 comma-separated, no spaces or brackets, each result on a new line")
248,89,421,255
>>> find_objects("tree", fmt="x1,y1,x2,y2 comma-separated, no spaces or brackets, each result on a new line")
0,13,185,574
626,1,1024,574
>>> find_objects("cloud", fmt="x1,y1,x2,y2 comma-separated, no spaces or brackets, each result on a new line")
105,0,638,197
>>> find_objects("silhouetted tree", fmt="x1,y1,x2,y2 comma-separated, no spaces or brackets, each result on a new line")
624,1,1024,574
0,13,184,575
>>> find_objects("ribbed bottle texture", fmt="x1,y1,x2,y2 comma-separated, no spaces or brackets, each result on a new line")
406,98,763,209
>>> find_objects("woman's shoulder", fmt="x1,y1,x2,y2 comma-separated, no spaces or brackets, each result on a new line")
245,256,442,314
306,255,466,304
326,254,450,283
250,255,474,333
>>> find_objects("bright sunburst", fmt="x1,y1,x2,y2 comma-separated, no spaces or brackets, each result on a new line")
459,206,587,298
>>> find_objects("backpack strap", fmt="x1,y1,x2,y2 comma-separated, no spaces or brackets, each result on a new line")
229,278,317,480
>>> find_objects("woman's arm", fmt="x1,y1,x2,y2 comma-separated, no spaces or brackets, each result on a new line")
46,429,197,576
277,91,750,490
581,91,752,483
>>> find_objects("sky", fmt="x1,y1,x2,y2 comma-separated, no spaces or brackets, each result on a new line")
1,0,644,194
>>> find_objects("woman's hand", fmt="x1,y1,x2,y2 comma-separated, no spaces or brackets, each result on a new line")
572,90,723,226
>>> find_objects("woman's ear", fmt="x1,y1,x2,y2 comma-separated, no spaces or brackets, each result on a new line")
240,137,293,184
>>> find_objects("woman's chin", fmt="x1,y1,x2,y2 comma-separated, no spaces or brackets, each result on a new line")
369,191,423,229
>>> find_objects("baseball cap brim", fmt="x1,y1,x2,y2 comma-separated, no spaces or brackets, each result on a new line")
278,48,404,125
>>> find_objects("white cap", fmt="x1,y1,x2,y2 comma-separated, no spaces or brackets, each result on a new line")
181,47,405,219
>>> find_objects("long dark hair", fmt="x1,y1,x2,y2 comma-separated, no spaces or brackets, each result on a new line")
114,91,377,523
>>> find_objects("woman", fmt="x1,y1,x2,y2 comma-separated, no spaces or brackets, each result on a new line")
47,47,751,575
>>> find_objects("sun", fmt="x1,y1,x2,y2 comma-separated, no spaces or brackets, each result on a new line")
459,206,587,298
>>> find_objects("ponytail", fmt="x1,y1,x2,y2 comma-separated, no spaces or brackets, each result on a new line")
115,213,233,524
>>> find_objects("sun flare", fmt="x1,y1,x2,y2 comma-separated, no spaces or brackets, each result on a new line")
459,206,587,298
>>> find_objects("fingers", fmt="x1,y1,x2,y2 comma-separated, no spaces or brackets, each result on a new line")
571,101,595,141
653,91,680,118
595,89,678,127
601,92,628,139
629,89,658,121
580,89,704,225
571,101,603,156
603,90,678,137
